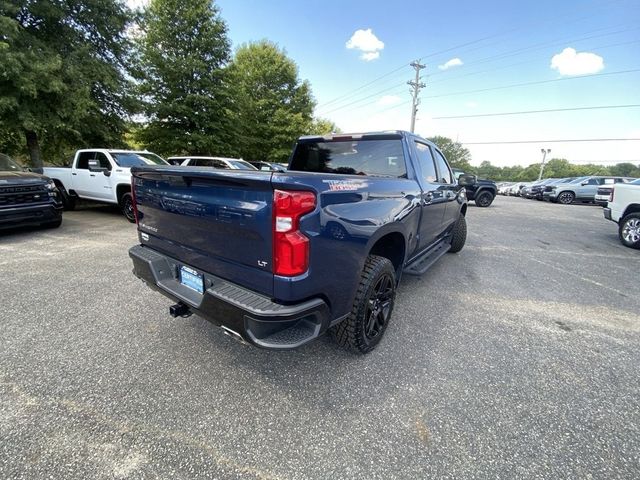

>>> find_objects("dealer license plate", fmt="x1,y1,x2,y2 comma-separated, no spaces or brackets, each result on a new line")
180,265,204,294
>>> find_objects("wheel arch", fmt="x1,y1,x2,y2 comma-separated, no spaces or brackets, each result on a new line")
622,203,640,218
368,231,406,275
116,183,131,205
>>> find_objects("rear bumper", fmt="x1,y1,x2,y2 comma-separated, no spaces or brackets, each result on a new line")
129,245,333,349
0,203,62,230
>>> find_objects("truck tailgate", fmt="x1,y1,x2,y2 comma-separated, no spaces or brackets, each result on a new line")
132,167,275,297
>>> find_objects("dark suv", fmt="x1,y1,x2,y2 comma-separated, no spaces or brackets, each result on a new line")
0,153,63,230
452,168,497,207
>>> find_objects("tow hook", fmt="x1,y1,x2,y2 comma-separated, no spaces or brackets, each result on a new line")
169,302,192,318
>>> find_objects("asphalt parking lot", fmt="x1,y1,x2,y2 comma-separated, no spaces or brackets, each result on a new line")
1,197,639,479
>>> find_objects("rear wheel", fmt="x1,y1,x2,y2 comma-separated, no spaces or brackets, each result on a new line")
619,213,640,249
475,190,495,207
557,191,575,205
120,192,136,223
331,255,396,354
448,214,467,253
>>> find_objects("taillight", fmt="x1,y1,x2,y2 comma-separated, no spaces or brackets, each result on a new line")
273,189,316,276
609,188,614,203
131,176,139,224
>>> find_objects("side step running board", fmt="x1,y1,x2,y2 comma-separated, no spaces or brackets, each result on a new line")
403,241,451,276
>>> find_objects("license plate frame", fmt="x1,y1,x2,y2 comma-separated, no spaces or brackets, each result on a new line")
179,265,204,294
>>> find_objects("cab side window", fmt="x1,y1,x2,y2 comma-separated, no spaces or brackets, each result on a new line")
432,149,453,184
94,152,112,171
586,178,599,185
414,141,437,183
76,152,95,169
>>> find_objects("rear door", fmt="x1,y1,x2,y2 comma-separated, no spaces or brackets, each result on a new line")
577,177,600,199
413,141,447,249
72,151,97,197
133,168,275,296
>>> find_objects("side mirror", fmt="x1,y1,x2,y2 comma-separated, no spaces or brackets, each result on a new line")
104,170,111,177
458,174,477,187
23,166,33,172
88,159,101,172
580,181,588,186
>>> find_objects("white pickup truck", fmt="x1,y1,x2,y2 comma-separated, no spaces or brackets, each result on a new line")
603,178,640,249
43,149,166,222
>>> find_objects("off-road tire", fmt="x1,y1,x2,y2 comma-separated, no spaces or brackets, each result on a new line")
557,191,575,205
619,213,640,249
57,185,76,210
448,214,467,253
120,192,136,223
331,255,396,354
475,190,495,207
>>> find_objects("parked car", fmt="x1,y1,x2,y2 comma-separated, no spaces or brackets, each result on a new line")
249,161,287,172
497,182,514,195
542,177,586,201
451,168,497,207
42,149,167,222
603,179,640,248
129,130,474,353
0,153,63,230
547,176,632,204
594,178,636,206
168,156,258,170
508,182,529,196
522,179,559,199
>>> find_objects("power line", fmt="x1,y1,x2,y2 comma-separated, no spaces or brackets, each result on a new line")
432,104,640,120
424,68,640,99
461,138,640,145
316,2,630,111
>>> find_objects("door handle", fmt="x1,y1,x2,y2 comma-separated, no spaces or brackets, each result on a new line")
90,174,95,177
72,173,77,176
422,192,433,205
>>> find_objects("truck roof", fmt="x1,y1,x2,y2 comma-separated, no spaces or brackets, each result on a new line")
166,156,243,161
298,130,419,142
76,149,153,154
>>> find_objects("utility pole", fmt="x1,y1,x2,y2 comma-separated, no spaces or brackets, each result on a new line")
538,148,551,181
408,60,426,133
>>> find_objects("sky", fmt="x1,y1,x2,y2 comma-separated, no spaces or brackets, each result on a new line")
131,0,640,167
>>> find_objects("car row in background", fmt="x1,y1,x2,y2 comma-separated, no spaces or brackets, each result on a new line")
166,156,287,172
498,176,637,205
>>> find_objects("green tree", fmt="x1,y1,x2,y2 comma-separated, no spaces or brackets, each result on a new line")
427,136,473,171
308,117,341,135
608,162,640,177
135,0,235,156
0,0,135,167
227,40,315,163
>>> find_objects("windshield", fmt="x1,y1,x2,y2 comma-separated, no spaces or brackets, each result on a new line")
569,176,588,184
228,160,258,170
111,152,167,167
0,153,23,172
290,138,407,177
631,179,640,185
136,152,167,164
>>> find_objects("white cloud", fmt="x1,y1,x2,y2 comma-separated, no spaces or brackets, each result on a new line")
465,101,478,108
346,28,384,61
377,95,402,106
438,58,463,70
361,51,380,61
550,48,604,76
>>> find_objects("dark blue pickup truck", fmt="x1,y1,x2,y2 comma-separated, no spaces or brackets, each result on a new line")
129,131,475,353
